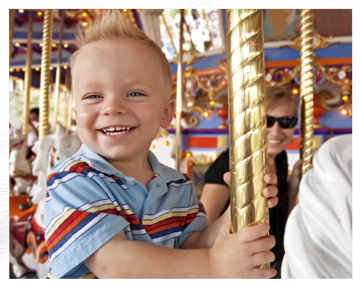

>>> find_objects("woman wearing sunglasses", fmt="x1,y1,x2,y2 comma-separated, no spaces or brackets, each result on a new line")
200,86,302,278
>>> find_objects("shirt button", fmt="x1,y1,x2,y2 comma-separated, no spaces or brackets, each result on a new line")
127,181,135,186
156,184,161,187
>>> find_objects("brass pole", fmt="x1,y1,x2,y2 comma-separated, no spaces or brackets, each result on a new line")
53,9,65,130
299,9,314,179
22,11,33,139
66,74,73,134
161,13,177,55
39,9,53,139
9,9,16,69
64,67,70,128
175,10,184,171
202,9,214,48
226,9,269,268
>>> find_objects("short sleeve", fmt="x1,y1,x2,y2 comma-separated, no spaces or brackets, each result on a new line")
178,184,210,247
44,171,129,278
204,149,229,186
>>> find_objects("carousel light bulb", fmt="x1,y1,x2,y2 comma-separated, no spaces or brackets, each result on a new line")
19,9,24,13
64,43,68,48
22,68,26,72
187,102,193,107
203,112,209,118
15,42,20,47
123,9,128,12
39,42,44,47
186,152,192,158
52,43,56,47
37,11,42,16
16,68,20,72
209,100,215,106
342,95,349,102
10,68,14,72
150,144,155,150
340,109,347,116
292,88,299,95
63,65,68,69
163,141,170,146
49,66,53,70
82,22,88,27
82,12,88,17
35,67,40,71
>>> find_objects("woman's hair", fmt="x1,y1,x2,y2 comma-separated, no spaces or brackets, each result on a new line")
266,86,298,117
69,9,173,94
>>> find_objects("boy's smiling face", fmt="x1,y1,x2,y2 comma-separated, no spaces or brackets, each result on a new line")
72,39,174,166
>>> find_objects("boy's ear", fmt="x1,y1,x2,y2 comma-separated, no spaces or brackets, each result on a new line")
160,99,175,128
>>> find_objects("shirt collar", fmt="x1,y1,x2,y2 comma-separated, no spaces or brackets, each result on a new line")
74,144,165,179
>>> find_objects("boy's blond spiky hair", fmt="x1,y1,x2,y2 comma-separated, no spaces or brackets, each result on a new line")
70,9,173,94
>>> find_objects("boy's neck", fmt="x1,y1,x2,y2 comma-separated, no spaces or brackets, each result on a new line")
106,153,154,189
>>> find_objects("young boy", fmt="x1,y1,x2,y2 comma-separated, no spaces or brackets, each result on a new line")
44,10,279,279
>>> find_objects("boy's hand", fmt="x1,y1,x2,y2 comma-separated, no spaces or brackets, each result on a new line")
209,220,276,278
223,157,278,209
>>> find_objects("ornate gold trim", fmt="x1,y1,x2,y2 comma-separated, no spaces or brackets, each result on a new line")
279,32,344,51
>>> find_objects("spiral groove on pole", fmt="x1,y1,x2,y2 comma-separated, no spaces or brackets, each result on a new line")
22,11,33,139
299,9,314,179
39,9,53,140
54,9,65,131
226,10,269,269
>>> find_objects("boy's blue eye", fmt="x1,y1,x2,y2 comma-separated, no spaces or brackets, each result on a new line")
128,92,144,97
86,94,102,99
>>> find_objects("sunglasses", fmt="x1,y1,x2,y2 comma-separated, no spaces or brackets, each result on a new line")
266,115,298,129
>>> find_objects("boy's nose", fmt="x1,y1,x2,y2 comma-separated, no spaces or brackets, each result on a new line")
102,98,127,116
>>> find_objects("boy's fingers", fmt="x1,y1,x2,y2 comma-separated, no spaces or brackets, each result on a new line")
248,235,276,254
239,223,270,242
264,173,277,185
249,268,277,279
263,185,278,197
223,172,230,186
267,157,274,167
267,197,278,208
251,251,276,268
292,159,303,174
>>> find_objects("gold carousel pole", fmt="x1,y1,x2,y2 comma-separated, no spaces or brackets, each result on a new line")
161,13,177,56
226,9,269,269
175,10,184,171
66,75,73,134
22,10,33,139
39,9,53,140
299,9,314,179
9,9,16,68
64,68,70,129
53,9,65,131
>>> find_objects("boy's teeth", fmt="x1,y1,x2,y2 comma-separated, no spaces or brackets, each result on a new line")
109,127,115,131
116,127,121,131
102,127,133,135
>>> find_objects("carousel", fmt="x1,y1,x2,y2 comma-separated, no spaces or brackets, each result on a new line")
9,9,352,278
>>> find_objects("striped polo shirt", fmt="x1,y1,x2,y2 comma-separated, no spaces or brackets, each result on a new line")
44,144,209,279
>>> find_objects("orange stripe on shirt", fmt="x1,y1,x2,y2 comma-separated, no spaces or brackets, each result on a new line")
47,211,90,251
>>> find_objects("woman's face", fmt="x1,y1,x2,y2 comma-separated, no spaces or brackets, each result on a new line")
267,99,297,158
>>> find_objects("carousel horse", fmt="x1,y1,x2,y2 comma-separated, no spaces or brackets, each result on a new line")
9,126,32,196
282,134,352,278
10,123,82,278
